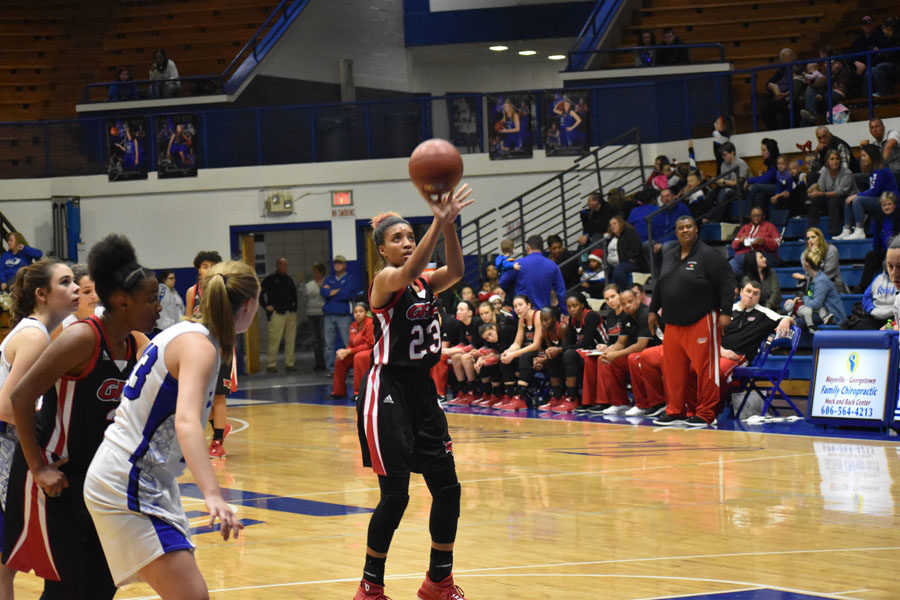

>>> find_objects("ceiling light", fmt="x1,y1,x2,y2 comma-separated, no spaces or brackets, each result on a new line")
518,50,536,56
489,45,508,51
548,54,566,60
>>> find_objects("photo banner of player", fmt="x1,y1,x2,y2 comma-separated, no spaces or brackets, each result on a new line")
107,118,148,181
156,113,198,178
487,92,534,160
543,90,589,157
447,95,480,154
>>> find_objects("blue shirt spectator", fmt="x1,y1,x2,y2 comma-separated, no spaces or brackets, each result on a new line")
108,66,139,102
804,269,847,323
0,232,42,289
499,235,567,314
857,166,900,199
321,256,358,315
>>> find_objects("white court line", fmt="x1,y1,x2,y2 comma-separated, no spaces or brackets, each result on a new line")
829,591,871,596
120,569,880,599
227,417,249,435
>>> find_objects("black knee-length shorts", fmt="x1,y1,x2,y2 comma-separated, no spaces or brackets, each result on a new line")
356,364,455,477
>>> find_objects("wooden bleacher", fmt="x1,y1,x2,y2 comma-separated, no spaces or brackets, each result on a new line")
610,0,900,132
0,0,277,123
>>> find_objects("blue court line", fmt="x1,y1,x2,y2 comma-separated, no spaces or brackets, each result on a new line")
191,518,265,535
179,483,373,516
664,589,839,600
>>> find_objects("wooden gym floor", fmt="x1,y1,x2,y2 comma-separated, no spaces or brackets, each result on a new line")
13,378,900,599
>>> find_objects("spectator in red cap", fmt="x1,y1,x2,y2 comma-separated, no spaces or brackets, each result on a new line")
579,248,606,298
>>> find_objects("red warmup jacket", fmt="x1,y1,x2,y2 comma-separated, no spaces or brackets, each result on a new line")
731,221,782,256
346,317,375,355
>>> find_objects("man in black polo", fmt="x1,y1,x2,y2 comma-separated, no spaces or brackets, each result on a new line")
648,215,734,427
261,257,298,373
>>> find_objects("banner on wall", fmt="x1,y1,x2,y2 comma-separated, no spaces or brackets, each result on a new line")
543,90,589,157
156,113,198,178
487,92,534,160
107,118,148,181
447,95,480,154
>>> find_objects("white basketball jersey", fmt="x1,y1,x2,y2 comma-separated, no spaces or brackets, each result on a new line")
0,317,50,391
61,305,104,330
103,321,219,481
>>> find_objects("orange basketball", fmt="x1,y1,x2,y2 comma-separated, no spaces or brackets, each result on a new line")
494,120,505,133
408,138,463,196
109,126,118,137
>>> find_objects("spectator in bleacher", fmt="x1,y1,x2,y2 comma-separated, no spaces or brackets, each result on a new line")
793,251,847,330
807,149,855,236
846,264,898,330
678,172,707,219
149,49,181,98
645,155,676,191
794,227,848,293
799,60,827,126
729,206,782,276
872,18,900,98
634,30,656,67
605,215,645,289
703,141,749,223
578,249,606,298
766,155,797,214
577,191,616,248
655,27,690,66
712,114,735,173
838,145,900,240
547,234,579,288
850,16,888,78
760,48,802,130
630,188,690,273
0,232,42,291
857,192,900,293
499,235,567,312
862,118,900,180
742,250,782,312
744,138,780,214
806,126,858,188
154,270,184,332
108,66,139,102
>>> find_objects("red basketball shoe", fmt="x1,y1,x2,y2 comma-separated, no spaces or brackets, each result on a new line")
354,579,392,599
417,574,467,600
537,396,562,411
496,394,527,411
551,397,579,413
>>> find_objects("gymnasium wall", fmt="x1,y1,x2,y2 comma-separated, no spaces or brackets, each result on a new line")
0,118,888,273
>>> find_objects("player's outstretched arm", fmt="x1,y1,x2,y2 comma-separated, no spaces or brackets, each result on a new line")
430,184,474,293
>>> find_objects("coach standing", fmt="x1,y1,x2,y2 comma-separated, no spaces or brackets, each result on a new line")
648,215,735,427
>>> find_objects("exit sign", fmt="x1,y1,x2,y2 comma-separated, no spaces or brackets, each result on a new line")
332,190,353,206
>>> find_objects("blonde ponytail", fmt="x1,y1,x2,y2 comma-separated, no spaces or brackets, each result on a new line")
193,261,259,360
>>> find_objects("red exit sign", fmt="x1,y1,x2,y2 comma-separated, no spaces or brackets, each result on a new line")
332,190,353,206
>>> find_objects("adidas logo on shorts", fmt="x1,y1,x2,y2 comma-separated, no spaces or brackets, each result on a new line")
383,394,394,404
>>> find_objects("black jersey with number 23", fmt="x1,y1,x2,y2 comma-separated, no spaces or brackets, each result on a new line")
370,276,441,370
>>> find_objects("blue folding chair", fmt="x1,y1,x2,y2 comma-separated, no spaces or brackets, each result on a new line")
731,325,803,418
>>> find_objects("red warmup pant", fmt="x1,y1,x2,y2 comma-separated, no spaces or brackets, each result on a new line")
595,355,631,406
628,345,666,409
581,354,600,406
661,312,722,423
431,358,450,396
718,355,745,404
333,350,373,396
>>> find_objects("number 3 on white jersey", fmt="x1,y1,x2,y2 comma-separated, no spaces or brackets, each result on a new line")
409,321,441,360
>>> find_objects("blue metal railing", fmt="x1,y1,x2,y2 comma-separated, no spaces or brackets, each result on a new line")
568,0,625,71
567,43,726,69
5,47,898,180
82,0,310,103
